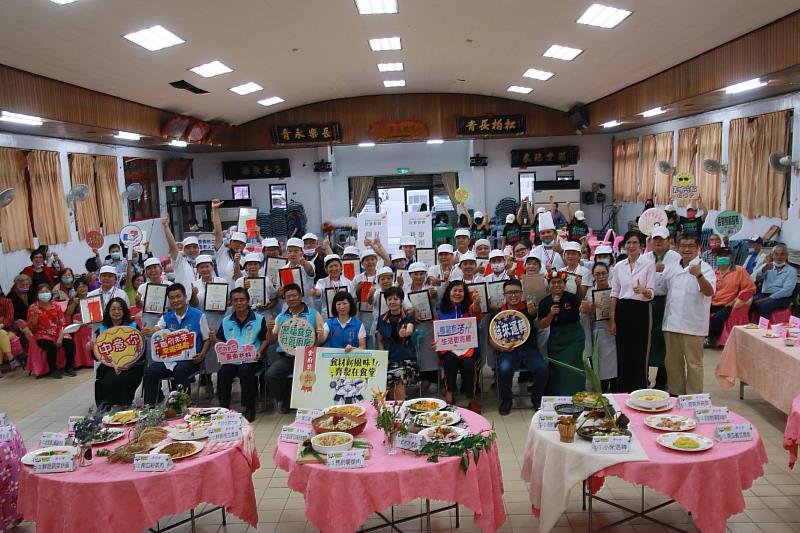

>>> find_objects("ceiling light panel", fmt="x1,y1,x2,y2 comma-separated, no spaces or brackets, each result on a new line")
378,62,404,72
543,44,583,61
257,96,285,107
724,78,767,94
577,4,632,28
123,25,184,52
601,120,621,128
522,68,554,81
229,82,263,95
50,0,79,4
115,131,141,140
355,0,397,15
0,111,43,126
507,85,533,94
190,60,232,78
383,80,406,87
640,107,666,117
369,37,402,51
169,140,188,147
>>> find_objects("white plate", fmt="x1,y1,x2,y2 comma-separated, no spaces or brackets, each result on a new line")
63,324,81,334
419,425,468,444
625,398,674,413
90,428,127,445
183,407,227,423
151,440,205,460
414,410,461,427
656,432,713,452
168,428,209,441
102,410,144,425
22,446,79,466
404,398,447,412
323,405,367,417
644,414,697,432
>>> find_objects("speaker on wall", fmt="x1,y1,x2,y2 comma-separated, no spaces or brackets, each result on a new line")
567,104,589,134
581,191,595,205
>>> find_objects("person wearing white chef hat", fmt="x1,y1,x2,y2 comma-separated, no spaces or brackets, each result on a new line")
530,212,565,272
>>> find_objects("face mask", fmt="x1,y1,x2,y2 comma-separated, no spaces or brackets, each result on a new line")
61,277,74,284
32,260,44,268
491,262,505,273
717,257,731,267
19,287,29,293
774,261,786,268
475,218,483,224
110,252,122,260
303,249,316,258
38,292,52,302
165,273,176,282
710,243,720,251
543,240,554,248
597,258,610,266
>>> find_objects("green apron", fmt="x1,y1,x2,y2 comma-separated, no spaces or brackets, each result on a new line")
545,321,586,396
649,295,666,367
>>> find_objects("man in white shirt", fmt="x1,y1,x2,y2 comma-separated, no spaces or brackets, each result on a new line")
279,237,317,308
662,234,716,395
531,212,565,272
453,228,471,260
88,265,129,308
399,236,417,264
210,198,247,288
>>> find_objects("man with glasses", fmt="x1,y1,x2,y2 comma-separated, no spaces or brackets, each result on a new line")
753,244,797,318
489,279,548,415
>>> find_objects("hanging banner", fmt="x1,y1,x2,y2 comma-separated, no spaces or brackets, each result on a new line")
671,172,699,200
511,146,579,167
151,328,197,362
271,123,342,145
357,212,388,246
456,114,526,136
401,211,432,248
222,159,291,181
93,326,145,370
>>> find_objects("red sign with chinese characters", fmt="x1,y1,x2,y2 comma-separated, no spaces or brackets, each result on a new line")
151,328,197,362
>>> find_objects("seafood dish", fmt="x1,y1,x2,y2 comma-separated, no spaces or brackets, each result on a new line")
413,411,461,427
419,425,467,443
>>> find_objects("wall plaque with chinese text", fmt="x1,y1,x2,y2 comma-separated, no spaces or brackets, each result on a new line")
457,114,526,136
271,123,342,145
511,146,579,167
369,120,428,141
93,326,145,370
223,159,291,181
489,309,531,349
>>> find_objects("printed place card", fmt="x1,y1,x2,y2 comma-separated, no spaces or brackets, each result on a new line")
208,426,243,443
773,325,789,338
327,449,366,469
39,432,68,447
539,396,573,411
695,406,729,424
678,394,711,410
0,426,12,442
67,416,85,431
210,412,242,429
535,412,559,431
33,454,75,473
396,431,424,451
133,453,174,472
758,317,770,330
714,423,754,442
591,435,631,454
295,408,324,425
789,316,800,328
279,425,312,443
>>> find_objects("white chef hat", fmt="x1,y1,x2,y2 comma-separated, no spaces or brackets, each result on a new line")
538,212,555,231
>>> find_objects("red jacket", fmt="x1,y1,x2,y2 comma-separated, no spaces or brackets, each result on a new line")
21,265,61,287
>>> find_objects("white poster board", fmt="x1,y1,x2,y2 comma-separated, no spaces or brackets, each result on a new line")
357,212,388,246
401,211,433,248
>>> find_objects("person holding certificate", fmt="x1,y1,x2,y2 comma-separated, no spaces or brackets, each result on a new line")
136,257,167,310
211,199,247,288
277,238,316,308
404,262,438,391
350,248,379,349
579,262,617,391
191,255,228,394
234,253,276,317
312,254,354,320
376,287,417,402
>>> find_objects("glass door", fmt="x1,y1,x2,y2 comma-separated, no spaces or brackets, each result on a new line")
377,187,405,252
405,188,431,213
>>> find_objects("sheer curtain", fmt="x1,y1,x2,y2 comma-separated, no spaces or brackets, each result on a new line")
95,155,124,234
69,153,100,239
0,147,34,252
676,128,698,206
696,123,722,210
653,132,674,204
27,150,71,244
441,172,459,208
638,135,656,203
613,138,638,202
349,176,374,216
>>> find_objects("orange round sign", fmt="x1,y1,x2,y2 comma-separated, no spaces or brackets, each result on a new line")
86,230,104,250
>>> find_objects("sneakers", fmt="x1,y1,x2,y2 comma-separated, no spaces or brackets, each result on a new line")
499,401,512,416
64,368,77,377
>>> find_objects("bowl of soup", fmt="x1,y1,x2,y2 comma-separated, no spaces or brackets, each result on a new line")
310,431,354,454
630,389,670,409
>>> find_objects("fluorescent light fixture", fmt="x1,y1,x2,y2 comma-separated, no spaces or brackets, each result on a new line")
724,78,767,94
358,142,376,147
522,68,554,81
355,0,397,14
123,25,184,52
577,4,632,28
640,107,666,118
543,44,583,61
169,140,187,147
229,82,263,95
507,85,533,94
383,80,406,87
257,96,285,107
427,139,444,145
50,0,78,4
114,131,141,140
377,62,404,72
0,111,43,126
601,120,621,128
369,37,402,51
190,60,232,78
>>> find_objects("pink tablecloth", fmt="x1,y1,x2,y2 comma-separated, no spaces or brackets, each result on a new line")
1,424,26,529
784,394,800,469
18,418,260,533
593,394,767,533
716,325,800,413
273,405,506,533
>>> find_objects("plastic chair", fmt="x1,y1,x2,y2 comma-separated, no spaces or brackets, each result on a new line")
717,289,754,347
25,335,66,377
771,307,792,325
71,323,94,368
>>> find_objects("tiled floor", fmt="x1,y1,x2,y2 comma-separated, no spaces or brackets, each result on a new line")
2,349,798,533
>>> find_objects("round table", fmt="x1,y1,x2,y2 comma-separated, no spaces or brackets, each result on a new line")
521,393,768,533
18,418,261,533
273,404,506,533
0,423,26,530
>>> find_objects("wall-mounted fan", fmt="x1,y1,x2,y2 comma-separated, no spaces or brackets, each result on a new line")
769,152,799,173
66,184,90,207
121,182,143,202
657,160,675,175
702,159,728,174
0,188,16,208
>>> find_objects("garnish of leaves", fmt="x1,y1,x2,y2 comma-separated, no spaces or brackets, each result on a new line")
416,429,496,474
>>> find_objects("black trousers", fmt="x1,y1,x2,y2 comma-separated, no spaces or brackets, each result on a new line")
614,299,652,392
708,305,732,341
265,355,294,403
95,364,145,408
218,362,261,409
442,353,479,400
36,338,75,372
143,361,201,405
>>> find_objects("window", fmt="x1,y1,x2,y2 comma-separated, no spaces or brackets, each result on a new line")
232,184,250,199
270,184,287,209
123,157,160,221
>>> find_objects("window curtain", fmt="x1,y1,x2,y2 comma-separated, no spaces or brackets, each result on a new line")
638,135,656,203
27,150,71,245
675,128,698,207
696,123,722,210
653,132,674,204
613,138,638,202
726,111,789,218
441,172,459,208
0,147,34,252
68,153,100,239
95,155,124,234
349,176,374,216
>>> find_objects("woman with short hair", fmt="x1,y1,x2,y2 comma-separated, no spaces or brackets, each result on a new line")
27,283,75,378
92,298,144,407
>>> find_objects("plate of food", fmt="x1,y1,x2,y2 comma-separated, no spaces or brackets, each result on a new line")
625,398,673,413
644,414,697,432
310,432,354,454
89,427,126,445
414,410,461,427
312,413,367,436
629,389,671,409
168,421,212,441
184,407,228,424
102,410,144,425
656,432,713,452
404,398,447,413
324,404,367,417
744,324,759,329
419,425,468,444
576,419,631,441
763,332,779,338
151,440,204,460
572,391,609,409
22,446,80,466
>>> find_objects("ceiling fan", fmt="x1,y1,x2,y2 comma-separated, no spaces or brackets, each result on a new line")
0,188,16,208
702,159,727,174
769,152,799,173
66,184,90,207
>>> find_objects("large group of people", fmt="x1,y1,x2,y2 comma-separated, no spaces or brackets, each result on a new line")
0,197,795,420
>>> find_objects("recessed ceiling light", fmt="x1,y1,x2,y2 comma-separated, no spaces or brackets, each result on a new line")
169,140,187,147
543,44,583,61
640,107,666,118
577,4,632,28
369,37,402,51
190,60,232,78
724,78,767,94
507,85,533,94
378,62,404,72
383,80,406,88
427,139,444,145
0,111,43,126
257,96,285,107
355,0,397,15
123,25,185,52
522,68,554,81
358,142,376,147
229,82,263,95
50,0,78,4
114,131,141,140
601,120,621,128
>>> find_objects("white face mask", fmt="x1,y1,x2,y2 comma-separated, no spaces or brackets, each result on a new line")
491,262,505,273
303,248,316,258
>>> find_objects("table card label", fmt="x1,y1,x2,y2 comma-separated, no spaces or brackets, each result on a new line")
39,432,68,447
208,426,243,443
591,435,631,454
279,425,312,443
133,453,174,472
678,394,711,410
540,396,573,411
773,325,789,338
33,454,75,473
0,426,12,442
67,416,85,431
535,412,559,431
714,423,754,442
396,431,424,451
695,406,729,424
210,412,242,429
327,449,366,469
295,408,324,425
789,316,800,328
758,317,770,330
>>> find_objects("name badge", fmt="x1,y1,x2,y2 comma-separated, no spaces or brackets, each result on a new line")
210,412,242,429
591,435,631,454
33,454,75,473
539,396,573,411
0,426,13,442
133,453,174,472
678,394,711,410
535,412,559,431
396,432,424,451
279,425,312,443
695,406,729,424
208,426,243,443
40,432,68,447
327,449,366,469
295,408,324,425
714,423,754,442
67,416,86,431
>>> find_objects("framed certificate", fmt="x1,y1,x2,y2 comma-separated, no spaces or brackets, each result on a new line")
245,277,267,306
487,280,506,310
342,259,360,281
416,248,436,267
279,266,305,295
408,290,433,321
79,295,104,324
358,281,374,312
265,257,289,286
522,274,547,304
143,283,168,315
466,282,488,314
377,292,389,318
324,286,348,318
592,288,612,321
204,282,229,313
476,258,489,273
395,268,411,287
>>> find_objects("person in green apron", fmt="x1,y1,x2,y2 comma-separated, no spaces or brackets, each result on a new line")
538,271,585,395
647,227,681,391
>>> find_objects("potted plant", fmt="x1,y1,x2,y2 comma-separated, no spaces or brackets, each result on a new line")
164,387,191,419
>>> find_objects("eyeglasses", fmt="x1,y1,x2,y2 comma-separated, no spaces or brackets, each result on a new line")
504,290,523,296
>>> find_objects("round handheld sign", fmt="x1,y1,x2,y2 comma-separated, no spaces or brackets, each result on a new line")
454,187,469,204
715,210,743,237
120,224,144,247
85,230,104,250
277,316,316,355
489,309,531,350
93,326,145,370
637,208,668,236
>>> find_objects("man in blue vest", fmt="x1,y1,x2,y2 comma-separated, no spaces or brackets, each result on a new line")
216,287,269,422
142,284,211,405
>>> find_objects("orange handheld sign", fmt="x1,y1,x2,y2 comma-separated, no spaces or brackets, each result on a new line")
151,328,197,362
93,326,145,370
85,230,104,250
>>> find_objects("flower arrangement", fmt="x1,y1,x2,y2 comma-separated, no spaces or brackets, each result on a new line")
73,408,105,446
371,388,409,455
164,386,191,418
